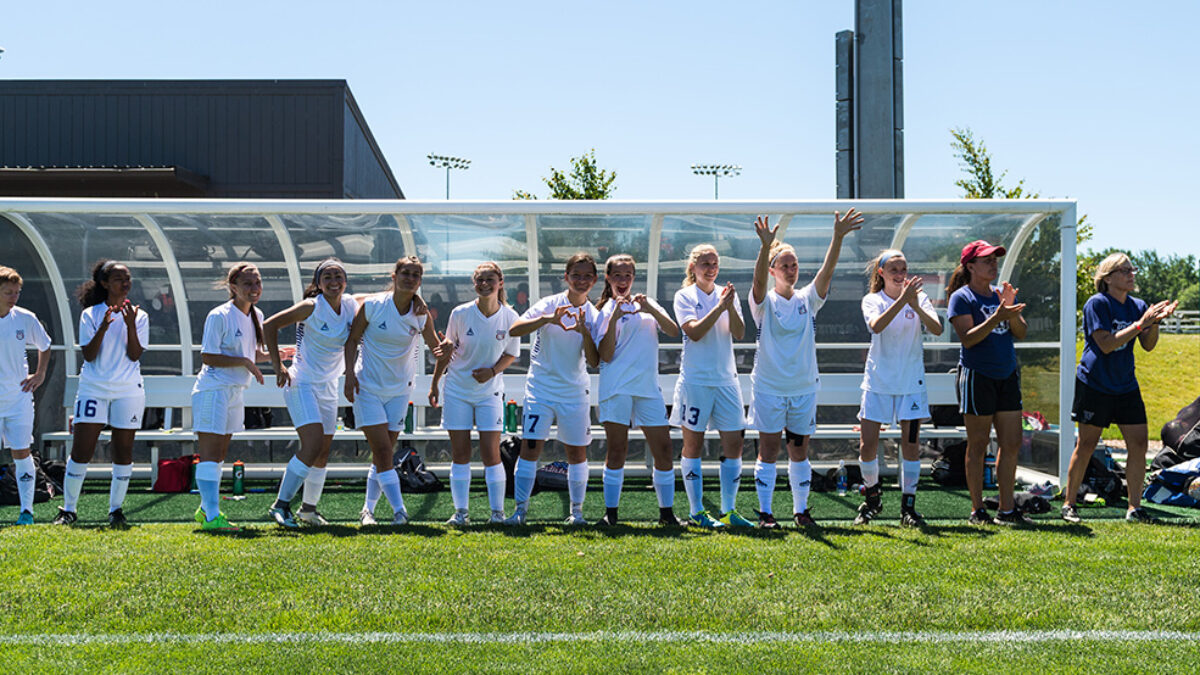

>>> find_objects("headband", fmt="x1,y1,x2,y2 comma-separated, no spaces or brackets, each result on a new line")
878,253,895,270
314,260,345,277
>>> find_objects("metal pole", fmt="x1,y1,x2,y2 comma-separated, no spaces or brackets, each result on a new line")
445,167,451,200
1058,204,1078,487
714,175,719,200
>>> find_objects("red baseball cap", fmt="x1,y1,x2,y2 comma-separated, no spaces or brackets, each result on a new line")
960,240,1007,265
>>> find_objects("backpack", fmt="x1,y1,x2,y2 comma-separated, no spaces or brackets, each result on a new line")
498,436,520,497
1143,456,1200,507
153,454,197,493
1077,446,1126,504
818,463,862,492
244,407,274,430
984,492,1052,514
534,461,570,493
0,457,55,506
394,447,442,493
931,440,968,486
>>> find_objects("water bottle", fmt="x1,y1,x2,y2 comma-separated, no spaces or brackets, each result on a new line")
504,399,519,433
404,401,414,434
983,454,996,488
836,460,848,496
232,460,245,496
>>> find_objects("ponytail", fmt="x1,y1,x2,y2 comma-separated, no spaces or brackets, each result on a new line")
303,258,346,299
76,259,121,307
225,262,265,348
945,264,971,301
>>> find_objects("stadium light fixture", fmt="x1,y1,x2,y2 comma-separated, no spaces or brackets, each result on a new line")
428,153,471,199
691,164,742,199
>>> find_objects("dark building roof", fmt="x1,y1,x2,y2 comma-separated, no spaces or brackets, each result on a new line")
0,80,403,199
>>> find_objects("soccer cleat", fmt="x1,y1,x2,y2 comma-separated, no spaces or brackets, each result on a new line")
15,510,34,526
296,508,329,526
268,505,299,529
445,509,470,526
564,511,588,526
690,510,725,529
107,508,128,528
503,507,528,526
489,509,506,524
194,506,206,525
1125,507,1156,524
392,510,410,526
853,501,878,526
596,513,618,527
756,511,779,529
719,511,754,528
855,484,883,525
657,510,689,527
968,508,994,525
200,512,241,532
52,508,77,526
995,509,1034,527
793,510,818,528
359,508,378,526
1060,503,1082,524
900,508,927,529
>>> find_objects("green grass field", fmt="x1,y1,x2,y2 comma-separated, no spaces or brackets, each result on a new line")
1117,333,1199,441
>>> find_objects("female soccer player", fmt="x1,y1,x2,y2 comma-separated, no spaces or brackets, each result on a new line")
854,248,943,528
506,253,600,525
56,260,149,527
671,243,746,529
191,262,269,531
1061,253,1178,524
748,211,862,529
594,254,684,526
264,259,358,528
946,240,1028,526
0,266,51,525
429,262,521,525
344,256,445,526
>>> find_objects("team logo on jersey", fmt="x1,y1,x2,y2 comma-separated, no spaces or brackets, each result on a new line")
904,309,915,320
408,326,419,336
466,328,475,336
15,330,24,340
235,329,243,337
378,321,388,330
797,305,808,316
495,330,506,340
320,323,330,331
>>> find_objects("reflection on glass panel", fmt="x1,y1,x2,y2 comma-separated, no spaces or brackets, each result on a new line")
1007,215,1062,342
282,213,405,298
409,214,530,322
901,214,1029,267
0,216,61,347
535,215,650,301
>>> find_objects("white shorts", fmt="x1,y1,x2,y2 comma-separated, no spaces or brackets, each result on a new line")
284,381,338,435
522,394,591,446
670,381,744,433
599,394,669,429
0,399,34,449
192,387,245,435
858,390,931,425
748,390,817,435
74,391,146,430
442,392,504,432
353,390,411,432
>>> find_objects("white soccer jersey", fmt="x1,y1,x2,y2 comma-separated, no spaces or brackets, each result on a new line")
861,290,934,395
354,292,426,398
749,283,824,397
674,284,742,387
77,303,150,399
290,293,358,385
0,307,51,405
522,292,599,402
595,297,668,401
194,301,264,392
443,301,520,401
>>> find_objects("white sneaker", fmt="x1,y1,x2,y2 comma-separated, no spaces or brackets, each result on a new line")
564,511,588,526
446,509,470,526
296,508,329,526
489,509,506,524
359,508,377,526
392,510,409,526
503,508,527,525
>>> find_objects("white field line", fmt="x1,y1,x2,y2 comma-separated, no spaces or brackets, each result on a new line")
0,630,1198,646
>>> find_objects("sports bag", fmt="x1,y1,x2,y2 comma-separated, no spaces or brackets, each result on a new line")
394,447,442,493
0,457,55,505
153,454,197,493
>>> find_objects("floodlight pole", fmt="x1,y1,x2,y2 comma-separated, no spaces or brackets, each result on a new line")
691,164,742,200
428,154,471,199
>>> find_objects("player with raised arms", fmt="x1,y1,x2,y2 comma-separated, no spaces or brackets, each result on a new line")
0,266,51,525
1062,252,1178,523
593,254,684,526
191,262,269,532
263,258,357,528
946,240,1029,526
344,256,446,526
429,262,521,525
854,248,943,527
748,210,862,529
505,253,600,525
56,260,149,527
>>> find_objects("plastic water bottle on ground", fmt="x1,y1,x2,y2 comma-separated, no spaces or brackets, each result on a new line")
836,460,848,496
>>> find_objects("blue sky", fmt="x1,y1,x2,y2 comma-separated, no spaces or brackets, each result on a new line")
3,0,1198,259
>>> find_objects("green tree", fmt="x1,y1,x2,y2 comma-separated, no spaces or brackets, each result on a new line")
513,149,617,200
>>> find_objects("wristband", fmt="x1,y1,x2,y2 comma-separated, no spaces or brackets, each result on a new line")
1133,322,1143,332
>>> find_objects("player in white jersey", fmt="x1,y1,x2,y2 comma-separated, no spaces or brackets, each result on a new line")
505,253,600,526
344,256,446,526
671,244,746,529
0,267,51,525
748,211,862,530
429,262,521,526
854,249,943,528
263,259,358,528
593,255,685,527
55,260,149,528
191,263,270,532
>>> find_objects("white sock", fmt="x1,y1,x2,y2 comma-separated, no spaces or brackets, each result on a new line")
681,457,703,516
484,464,506,512
276,456,311,503
754,460,777,515
513,458,537,509
109,463,133,512
568,461,589,511
653,468,675,508
902,459,921,495
719,456,741,514
602,466,623,509
375,466,406,516
196,461,222,521
861,458,880,488
63,458,88,513
789,460,812,514
303,466,327,506
364,465,381,512
450,462,471,511
14,456,36,513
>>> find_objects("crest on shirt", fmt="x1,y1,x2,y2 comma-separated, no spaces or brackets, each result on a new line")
495,330,506,340
797,305,808,316
235,328,243,337
378,321,388,330
904,309,915,320
408,325,419,336
15,330,24,340
466,328,475,336
320,322,329,331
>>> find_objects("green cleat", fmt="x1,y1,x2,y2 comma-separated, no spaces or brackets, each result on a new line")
15,510,34,526
718,511,754,528
200,512,241,532
690,510,725,529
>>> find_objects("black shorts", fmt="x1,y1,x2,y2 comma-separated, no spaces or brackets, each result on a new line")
1071,378,1147,428
956,366,1022,416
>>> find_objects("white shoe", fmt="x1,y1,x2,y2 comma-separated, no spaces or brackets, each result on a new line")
392,510,409,525
296,508,329,526
503,508,527,525
489,509,506,524
564,511,588,526
359,508,377,526
446,509,470,526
